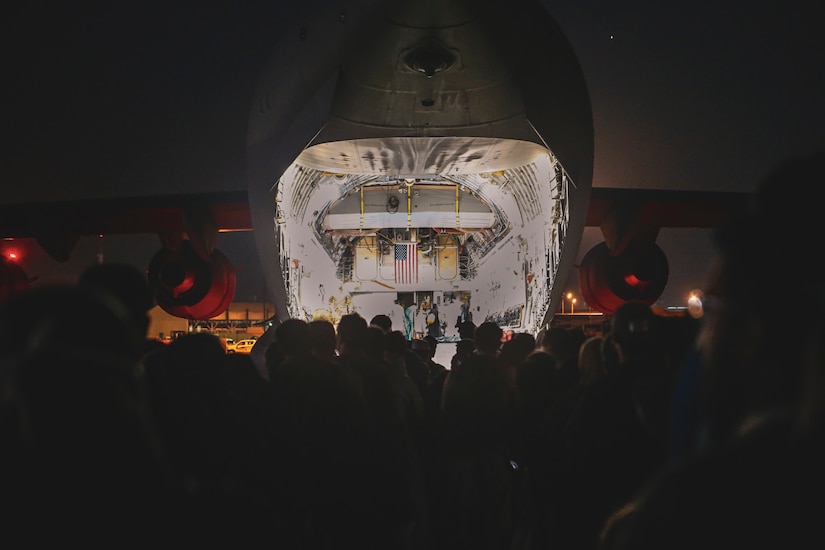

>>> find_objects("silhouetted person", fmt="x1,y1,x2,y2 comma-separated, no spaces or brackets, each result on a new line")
473,321,504,357
308,318,339,361
509,349,561,547
434,358,516,550
456,317,477,340
415,335,449,409
402,301,417,340
383,330,425,431
578,335,607,386
268,318,366,547
335,312,424,549
499,331,537,390
451,337,476,369
0,285,221,545
248,321,278,380
77,261,161,359
600,151,825,550
435,322,516,550
427,303,441,339
556,303,670,550
537,326,582,390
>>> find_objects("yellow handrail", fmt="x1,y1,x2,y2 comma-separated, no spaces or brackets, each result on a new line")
455,184,460,229
360,186,364,231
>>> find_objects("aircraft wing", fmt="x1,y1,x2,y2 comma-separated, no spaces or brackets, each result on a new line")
587,187,752,229
580,187,752,313
0,192,252,318
0,191,252,240
1,186,752,318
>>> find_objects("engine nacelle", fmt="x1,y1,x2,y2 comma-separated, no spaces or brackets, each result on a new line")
147,240,236,320
579,241,669,315
0,256,32,304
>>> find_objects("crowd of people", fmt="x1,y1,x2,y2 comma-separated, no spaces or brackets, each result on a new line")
1,151,824,548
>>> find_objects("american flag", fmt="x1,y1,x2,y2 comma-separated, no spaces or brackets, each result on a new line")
394,242,418,284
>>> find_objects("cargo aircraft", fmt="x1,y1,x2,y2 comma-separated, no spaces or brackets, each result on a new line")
0,0,749,336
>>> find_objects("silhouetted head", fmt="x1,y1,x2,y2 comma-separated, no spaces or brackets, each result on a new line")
499,332,536,367
701,150,825,440
411,337,431,358
578,336,606,384
336,312,368,354
308,319,337,359
537,326,579,361
474,322,503,355
0,284,144,364
369,314,393,333
456,338,475,356
611,302,658,358
451,338,475,370
164,332,226,375
77,262,154,341
516,350,557,402
0,285,168,529
365,325,387,361
384,330,409,358
274,318,313,358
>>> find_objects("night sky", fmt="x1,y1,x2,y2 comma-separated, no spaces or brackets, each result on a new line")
3,1,823,307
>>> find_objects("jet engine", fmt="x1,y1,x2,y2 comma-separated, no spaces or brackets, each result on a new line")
0,256,32,304
578,241,669,315
147,240,236,320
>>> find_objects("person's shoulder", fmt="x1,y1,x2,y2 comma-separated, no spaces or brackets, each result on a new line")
613,437,804,549
428,358,447,371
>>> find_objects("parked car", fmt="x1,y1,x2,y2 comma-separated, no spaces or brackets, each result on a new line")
220,337,237,353
233,339,258,354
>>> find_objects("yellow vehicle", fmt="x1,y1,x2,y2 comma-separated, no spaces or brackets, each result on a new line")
233,339,258,354
220,337,238,353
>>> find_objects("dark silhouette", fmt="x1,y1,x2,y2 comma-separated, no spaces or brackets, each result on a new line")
473,321,504,357
77,262,154,327
600,152,825,550
508,348,561,548
12,243,792,550
335,312,426,549
370,313,393,333
0,285,239,545
578,335,607,386
308,318,339,361
426,303,441,339
537,326,583,390
434,323,516,550
456,316,477,340
550,303,671,550
451,337,476,369
383,329,425,429
144,332,286,542
267,317,372,547
499,331,537,390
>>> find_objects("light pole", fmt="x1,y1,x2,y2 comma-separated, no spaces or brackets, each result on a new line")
564,292,573,314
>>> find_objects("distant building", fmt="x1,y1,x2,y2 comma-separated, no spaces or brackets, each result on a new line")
147,302,275,340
